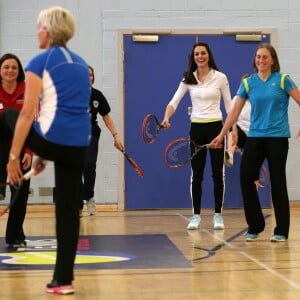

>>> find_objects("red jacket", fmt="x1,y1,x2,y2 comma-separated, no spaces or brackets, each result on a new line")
0,81,32,156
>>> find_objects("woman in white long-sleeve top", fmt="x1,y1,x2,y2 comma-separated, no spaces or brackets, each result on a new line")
162,42,232,231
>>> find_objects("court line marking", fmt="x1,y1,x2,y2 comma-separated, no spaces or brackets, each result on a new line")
178,213,300,290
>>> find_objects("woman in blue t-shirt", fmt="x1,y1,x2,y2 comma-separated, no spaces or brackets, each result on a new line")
212,43,300,243
2,6,90,295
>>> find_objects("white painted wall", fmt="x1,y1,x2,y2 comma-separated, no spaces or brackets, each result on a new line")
0,0,299,205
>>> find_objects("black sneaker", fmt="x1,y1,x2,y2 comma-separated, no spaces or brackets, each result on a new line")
45,280,75,295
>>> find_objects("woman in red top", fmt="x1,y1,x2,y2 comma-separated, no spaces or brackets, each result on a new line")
0,53,32,248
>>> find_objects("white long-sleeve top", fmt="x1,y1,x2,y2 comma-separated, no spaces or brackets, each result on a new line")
168,69,232,122
231,96,251,134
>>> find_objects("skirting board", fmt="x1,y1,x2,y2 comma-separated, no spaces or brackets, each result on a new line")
26,204,118,213
9,201,300,213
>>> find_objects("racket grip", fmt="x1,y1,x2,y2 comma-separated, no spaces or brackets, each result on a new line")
23,160,47,180
207,143,216,149
12,168,36,188
23,168,36,180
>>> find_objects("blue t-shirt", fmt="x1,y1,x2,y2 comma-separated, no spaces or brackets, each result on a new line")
237,72,296,137
26,46,91,146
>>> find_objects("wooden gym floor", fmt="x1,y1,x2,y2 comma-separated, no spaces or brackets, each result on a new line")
0,205,300,299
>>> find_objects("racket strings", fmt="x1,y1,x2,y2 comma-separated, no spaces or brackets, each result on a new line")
142,114,161,144
165,139,215,168
234,148,269,188
146,119,158,138
165,139,191,167
258,165,269,187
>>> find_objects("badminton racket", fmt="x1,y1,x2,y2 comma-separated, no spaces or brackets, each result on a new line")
0,160,47,217
142,114,164,144
235,147,269,188
121,150,144,178
164,138,215,168
257,164,270,188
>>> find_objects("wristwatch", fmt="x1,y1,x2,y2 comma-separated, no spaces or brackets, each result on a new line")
9,153,19,161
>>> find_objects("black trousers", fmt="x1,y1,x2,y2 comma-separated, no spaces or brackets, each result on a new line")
0,119,31,244
0,141,10,197
236,125,247,149
5,163,30,244
80,124,100,209
0,108,87,282
189,121,225,214
240,137,290,237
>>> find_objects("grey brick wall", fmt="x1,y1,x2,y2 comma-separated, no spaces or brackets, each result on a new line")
1,0,299,204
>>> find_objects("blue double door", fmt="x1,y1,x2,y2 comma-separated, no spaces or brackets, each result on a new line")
123,33,271,209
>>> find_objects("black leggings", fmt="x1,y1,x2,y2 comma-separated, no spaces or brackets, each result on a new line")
0,108,87,282
189,121,225,214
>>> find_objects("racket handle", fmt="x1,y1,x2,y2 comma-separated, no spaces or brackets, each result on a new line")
12,169,35,188
206,143,216,149
23,160,47,180
23,168,36,180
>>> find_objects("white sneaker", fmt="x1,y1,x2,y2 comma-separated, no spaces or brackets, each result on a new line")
86,198,96,215
213,213,225,230
224,151,233,167
187,214,201,230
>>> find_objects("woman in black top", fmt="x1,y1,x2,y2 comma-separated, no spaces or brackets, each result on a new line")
80,66,123,216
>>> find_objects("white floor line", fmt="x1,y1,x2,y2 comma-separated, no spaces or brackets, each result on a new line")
202,227,300,290
178,214,300,289
240,250,300,290
178,213,190,222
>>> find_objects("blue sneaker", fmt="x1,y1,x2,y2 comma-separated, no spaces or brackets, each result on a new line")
245,233,258,242
270,235,287,242
187,214,201,230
